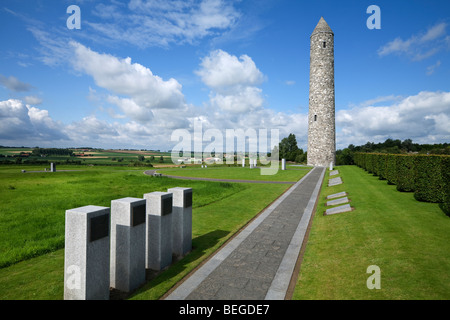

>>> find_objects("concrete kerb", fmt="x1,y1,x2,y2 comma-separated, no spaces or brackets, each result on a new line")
164,167,319,300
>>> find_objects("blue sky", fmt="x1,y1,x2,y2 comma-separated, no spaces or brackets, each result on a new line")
0,0,449,151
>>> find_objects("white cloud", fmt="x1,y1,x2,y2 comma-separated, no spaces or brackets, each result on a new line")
336,91,450,148
87,0,240,48
210,87,264,113
71,41,186,119
378,22,448,61
65,115,119,142
0,99,68,143
107,95,154,123
196,49,264,90
196,49,265,113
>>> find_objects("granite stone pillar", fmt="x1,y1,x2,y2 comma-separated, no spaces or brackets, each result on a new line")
143,192,173,271
64,205,110,300
110,197,146,292
168,187,193,258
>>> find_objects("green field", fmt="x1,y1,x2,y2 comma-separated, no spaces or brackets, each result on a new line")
0,164,303,299
0,147,173,166
1,162,448,300
293,165,450,299
157,166,311,181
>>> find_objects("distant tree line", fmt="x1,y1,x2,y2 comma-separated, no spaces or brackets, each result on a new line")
32,148,74,157
336,139,450,165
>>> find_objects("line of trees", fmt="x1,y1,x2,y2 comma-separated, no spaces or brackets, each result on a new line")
336,139,450,165
32,148,74,157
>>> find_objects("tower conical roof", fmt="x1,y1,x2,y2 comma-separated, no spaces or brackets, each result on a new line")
311,17,333,36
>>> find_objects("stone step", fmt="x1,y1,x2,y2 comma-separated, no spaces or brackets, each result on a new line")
329,170,339,176
326,191,347,199
326,196,349,206
324,204,352,216
328,177,342,186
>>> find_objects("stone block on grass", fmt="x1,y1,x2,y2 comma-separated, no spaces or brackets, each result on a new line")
168,187,193,258
64,205,110,300
110,197,146,293
143,192,173,271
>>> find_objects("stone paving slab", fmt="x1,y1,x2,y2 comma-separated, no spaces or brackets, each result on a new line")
327,191,347,199
328,177,342,186
324,204,352,216
326,197,349,206
165,166,326,300
329,170,339,176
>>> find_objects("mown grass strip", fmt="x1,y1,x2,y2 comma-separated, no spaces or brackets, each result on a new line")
293,165,450,300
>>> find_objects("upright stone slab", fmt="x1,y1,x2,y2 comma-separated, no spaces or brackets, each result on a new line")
242,158,245,167
144,192,173,271
168,187,193,258
110,197,146,292
282,159,286,171
50,163,56,172
64,205,110,300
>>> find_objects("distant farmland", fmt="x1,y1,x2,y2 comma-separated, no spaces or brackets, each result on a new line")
0,147,173,166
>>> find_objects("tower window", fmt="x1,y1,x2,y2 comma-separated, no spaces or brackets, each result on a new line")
323,42,326,48
314,115,317,121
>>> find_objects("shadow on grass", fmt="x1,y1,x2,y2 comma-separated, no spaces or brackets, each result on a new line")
123,229,230,300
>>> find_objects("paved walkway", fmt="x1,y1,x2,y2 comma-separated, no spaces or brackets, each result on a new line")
165,166,326,300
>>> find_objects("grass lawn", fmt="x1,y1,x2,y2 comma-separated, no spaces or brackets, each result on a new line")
293,165,450,300
157,166,311,181
0,165,307,299
0,165,245,268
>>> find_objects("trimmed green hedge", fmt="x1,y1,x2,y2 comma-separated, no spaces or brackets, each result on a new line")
386,154,397,185
395,155,416,192
354,153,450,215
440,157,450,216
414,155,445,203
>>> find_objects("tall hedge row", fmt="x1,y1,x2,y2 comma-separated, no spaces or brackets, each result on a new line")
354,153,450,215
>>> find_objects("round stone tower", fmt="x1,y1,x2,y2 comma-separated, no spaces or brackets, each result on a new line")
307,17,336,167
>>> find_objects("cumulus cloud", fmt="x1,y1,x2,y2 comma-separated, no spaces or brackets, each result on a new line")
0,99,68,143
106,96,154,123
378,22,448,61
71,42,185,109
196,49,265,113
196,49,264,90
336,91,450,147
71,41,186,122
